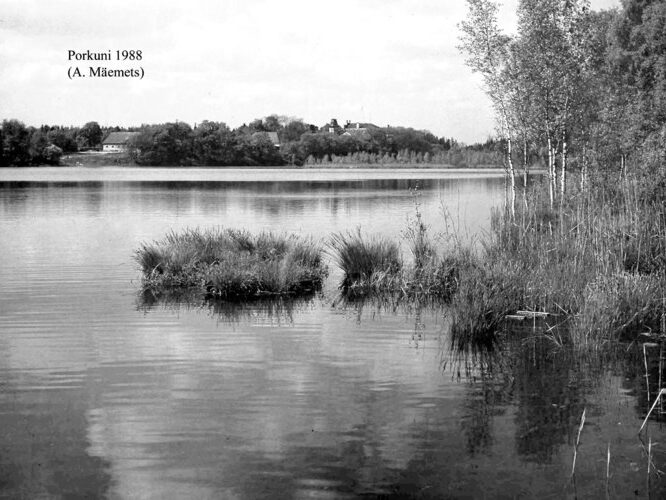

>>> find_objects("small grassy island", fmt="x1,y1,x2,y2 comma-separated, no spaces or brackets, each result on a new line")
136,229,327,300
328,226,460,301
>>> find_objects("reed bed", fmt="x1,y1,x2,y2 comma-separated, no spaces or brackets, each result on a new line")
447,166,666,351
135,228,327,300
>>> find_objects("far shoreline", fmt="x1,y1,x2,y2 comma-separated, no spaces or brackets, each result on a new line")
0,165,526,183
50,151,504,170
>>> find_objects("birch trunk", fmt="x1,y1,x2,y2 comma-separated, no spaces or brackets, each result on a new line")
580,145,588,192
523,138,528,188
560,129,567,198
507,137,516,220
621,154,626,178
522,137,528,209
547,135,555,209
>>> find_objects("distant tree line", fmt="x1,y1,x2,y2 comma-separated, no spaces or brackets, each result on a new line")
304,137,502,168
124,117,476,167
1,115,500,168
0,120,117,167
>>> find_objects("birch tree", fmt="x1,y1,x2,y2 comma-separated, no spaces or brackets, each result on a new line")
459,0,517,218
516,0,591,203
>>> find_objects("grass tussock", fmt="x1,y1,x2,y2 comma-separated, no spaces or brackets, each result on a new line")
135,228,327,300
328,228,402,293
327,219,466,301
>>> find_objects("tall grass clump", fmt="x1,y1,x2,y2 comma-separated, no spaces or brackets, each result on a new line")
328,220,470,302
328,197,473,300
328,228,402,294
403,189,437,273
575,273,665,348
448,257,525,351
135,228,327,300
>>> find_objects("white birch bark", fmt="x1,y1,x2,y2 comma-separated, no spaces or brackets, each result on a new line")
560,128,567,198
547,134,555,209
507,137,516,219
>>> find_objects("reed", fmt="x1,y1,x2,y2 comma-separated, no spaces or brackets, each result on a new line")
571,407,586,478
606,442,611,484
639,388,666,433
135,228,327,300
448,258,523,350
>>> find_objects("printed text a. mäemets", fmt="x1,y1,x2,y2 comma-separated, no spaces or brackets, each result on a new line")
69,67,144,78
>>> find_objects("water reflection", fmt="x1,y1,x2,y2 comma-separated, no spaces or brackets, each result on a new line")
624,342,666,425
138,291,320,326
450,333,666,497
76,303,452,498
0,369,114,498
0,177,504,240
135,293,666,497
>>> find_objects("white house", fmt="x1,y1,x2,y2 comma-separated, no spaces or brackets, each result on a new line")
341,121,378,140
102,132,139,152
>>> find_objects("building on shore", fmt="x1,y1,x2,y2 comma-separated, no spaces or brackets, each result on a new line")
102,132,140,152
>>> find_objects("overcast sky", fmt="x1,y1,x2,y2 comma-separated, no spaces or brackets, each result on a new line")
0,0,620,144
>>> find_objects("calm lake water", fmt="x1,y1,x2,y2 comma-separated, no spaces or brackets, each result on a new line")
1,167,665,499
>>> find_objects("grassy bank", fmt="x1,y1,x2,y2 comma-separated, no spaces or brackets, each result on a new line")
446,167,666,350
61,151,135,166
136,228,327,300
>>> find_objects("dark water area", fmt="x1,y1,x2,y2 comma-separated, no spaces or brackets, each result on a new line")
1,167,665,499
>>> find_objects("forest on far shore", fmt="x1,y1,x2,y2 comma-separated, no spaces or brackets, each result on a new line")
0,116,503,168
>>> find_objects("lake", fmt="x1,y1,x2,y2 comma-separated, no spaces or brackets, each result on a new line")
1,167,664,499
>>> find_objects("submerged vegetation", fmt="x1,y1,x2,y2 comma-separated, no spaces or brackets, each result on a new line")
136,228,327,300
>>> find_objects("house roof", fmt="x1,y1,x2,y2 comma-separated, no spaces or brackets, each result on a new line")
102,131,139,145
321,119,343,131
342,128,372,140
344,122,379,130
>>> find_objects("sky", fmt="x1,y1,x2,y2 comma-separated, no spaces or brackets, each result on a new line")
0,0,620,144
